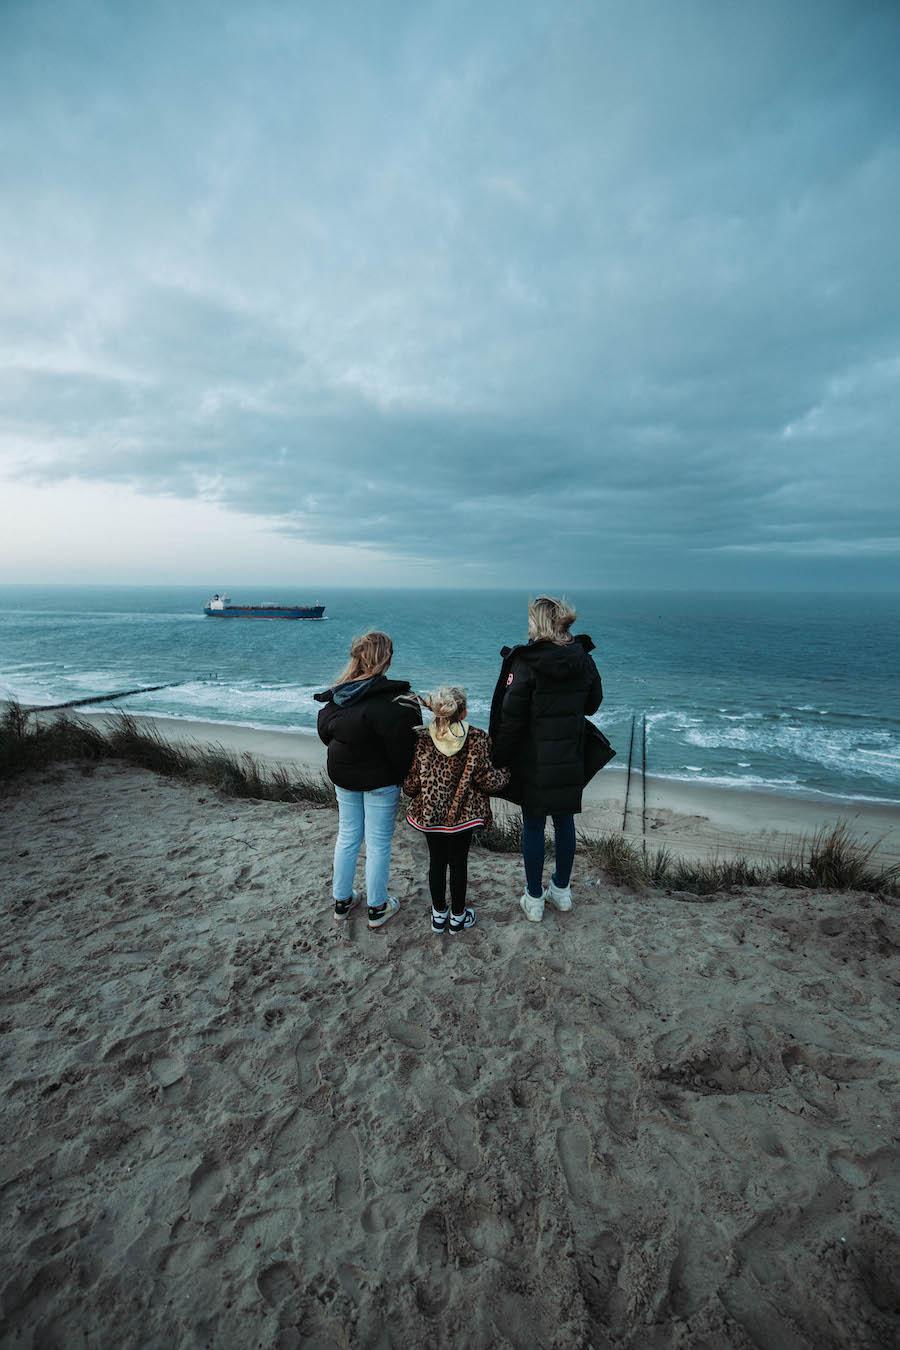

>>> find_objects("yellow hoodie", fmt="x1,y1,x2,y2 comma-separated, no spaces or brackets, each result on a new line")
428,720,469,756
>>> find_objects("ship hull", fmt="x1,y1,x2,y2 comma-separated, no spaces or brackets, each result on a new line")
203,606,326,620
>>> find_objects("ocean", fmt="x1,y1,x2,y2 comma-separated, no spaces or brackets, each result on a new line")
1,585,898,804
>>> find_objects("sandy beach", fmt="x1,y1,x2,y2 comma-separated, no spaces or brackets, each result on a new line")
2,756,899,1347
80,711,900,868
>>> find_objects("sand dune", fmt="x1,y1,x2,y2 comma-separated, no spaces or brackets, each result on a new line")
2,762,899,1348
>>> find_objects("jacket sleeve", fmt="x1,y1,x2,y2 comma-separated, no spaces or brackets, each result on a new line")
473,736,510,793
317,703,337,745
402,738,422,797
491,663,533,767
379,700,423,783
584,657,603,716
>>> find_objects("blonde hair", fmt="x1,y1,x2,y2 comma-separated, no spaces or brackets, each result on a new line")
528,595,576,644
411,686,467,739
336,630,393,685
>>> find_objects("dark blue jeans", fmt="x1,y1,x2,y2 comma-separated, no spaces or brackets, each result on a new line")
522,811,576,899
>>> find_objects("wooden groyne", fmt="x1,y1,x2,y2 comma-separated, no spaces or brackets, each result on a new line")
22,682,185,713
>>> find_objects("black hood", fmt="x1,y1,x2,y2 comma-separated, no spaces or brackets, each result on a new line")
314,674,412,705
499,634,595,681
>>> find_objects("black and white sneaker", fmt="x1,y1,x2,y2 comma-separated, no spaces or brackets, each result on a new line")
367,896,400,929
431,906,449,934
333,889,360,922
448,907,476,933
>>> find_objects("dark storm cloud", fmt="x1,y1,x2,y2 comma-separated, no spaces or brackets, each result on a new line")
1,0,898,586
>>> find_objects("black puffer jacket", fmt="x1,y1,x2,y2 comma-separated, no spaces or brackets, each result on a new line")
315,676,421,791
488,636,603,815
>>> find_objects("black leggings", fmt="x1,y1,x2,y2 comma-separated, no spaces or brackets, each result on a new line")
425,829,475,915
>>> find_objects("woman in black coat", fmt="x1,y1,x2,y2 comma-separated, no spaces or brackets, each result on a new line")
489,596,603,923
315,631,421,929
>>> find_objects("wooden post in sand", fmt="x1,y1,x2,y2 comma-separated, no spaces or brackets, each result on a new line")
641,713,648,853
622,714,636,831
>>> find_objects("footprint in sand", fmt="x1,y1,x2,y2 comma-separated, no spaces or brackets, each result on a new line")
828,1145,897,1189
414,1209,449,1316
330,1127,363,1210
269,1108,308,1165
459,1202,514,1261
361,1194,399,1234
440,1111,481,1173
387,1019,427,1051
293,1023,322,1097
576,1231,623,1325
258,1261,300,1308
510,1078,536,1109
557,1123,596,1207
603,1078,637,1141
150,1054,185,1090
102,1026,165,1063
25,1222,84,1262
555,1025,584,1077
188,1156,223,1222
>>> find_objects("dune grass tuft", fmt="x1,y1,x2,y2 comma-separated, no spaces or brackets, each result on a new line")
473,811,523,854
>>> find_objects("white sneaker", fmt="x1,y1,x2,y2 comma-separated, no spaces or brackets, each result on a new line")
545,878,573,912
519,889,545,923
367,896,400,929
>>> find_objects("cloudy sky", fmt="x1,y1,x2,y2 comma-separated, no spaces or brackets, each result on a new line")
1,0,898,589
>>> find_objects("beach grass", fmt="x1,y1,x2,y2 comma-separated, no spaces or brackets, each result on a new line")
3,702,897,896
1,703,335,808
576,824,899,898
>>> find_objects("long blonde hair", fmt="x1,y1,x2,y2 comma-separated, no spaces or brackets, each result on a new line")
528,595,576,644
335,630,393,685
408,686,467,738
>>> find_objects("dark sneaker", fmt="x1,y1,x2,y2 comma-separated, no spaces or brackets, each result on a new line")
448,907,476,933
367,896,400,929
431,906,449,934
333,889,360,922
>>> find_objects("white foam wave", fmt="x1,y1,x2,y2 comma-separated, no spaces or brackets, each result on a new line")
681,721,900,785
649,769,899,805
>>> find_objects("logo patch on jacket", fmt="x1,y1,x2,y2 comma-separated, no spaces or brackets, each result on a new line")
506,672,514,686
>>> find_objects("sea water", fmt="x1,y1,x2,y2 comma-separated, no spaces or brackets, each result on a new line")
1,585,898,804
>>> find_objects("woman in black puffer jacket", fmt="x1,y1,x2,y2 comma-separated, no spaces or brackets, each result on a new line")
315,631,421,930
489,596,603,923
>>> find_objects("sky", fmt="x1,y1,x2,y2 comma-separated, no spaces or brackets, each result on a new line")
1,0,898,590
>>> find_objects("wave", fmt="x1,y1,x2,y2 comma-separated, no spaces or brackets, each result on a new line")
647,768,900,805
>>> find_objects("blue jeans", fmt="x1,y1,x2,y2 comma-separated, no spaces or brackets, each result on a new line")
522,811,576,899
333,785,400,906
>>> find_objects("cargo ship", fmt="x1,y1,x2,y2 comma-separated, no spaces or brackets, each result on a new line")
203,594,326,620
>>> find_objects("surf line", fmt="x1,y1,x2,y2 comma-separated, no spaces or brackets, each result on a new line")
621,714,636,831
22,681,186,713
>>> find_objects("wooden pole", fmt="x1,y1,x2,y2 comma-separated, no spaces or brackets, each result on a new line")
641,713,648,852
621,714,636,831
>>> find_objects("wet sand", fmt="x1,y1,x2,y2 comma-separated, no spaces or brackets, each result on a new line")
2,760,898,1347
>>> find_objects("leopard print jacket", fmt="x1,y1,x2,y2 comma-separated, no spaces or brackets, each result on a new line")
403,726,510,832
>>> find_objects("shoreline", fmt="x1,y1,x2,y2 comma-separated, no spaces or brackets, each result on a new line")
64,708,900,866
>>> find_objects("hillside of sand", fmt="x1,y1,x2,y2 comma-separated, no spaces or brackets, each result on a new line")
2,762,899,1348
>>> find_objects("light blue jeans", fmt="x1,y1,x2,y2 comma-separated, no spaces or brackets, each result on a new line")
332,785,401,906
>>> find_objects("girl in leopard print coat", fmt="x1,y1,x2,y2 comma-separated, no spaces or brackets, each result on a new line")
402,687,509,934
